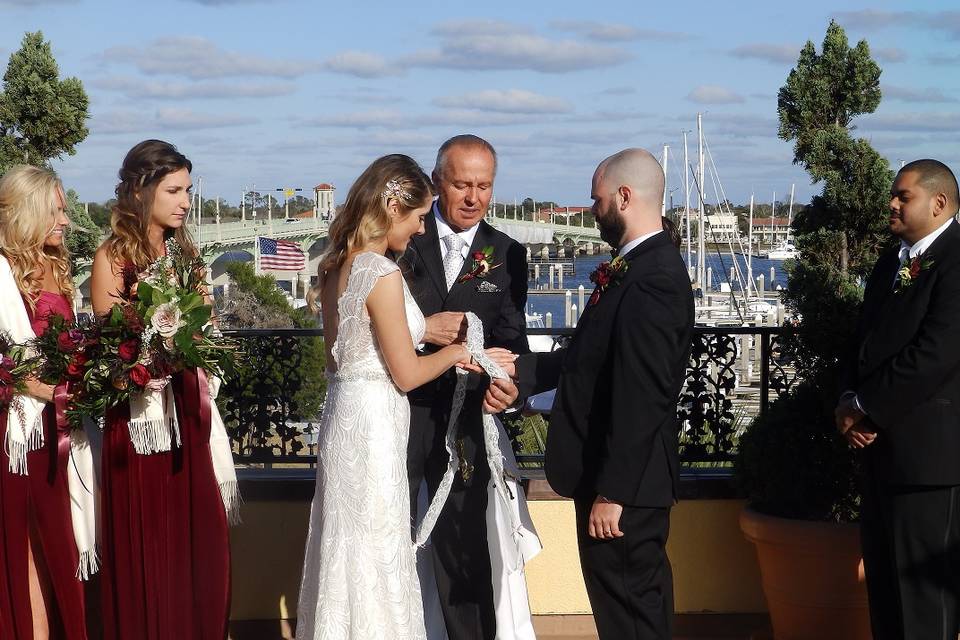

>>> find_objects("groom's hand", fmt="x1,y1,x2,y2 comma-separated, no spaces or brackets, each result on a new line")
423,312,467,346
484,347,517,379
834,393,865,435
483,378,519,414
588,495,624,540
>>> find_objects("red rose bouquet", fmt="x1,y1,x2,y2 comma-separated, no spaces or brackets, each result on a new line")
0,332,29,408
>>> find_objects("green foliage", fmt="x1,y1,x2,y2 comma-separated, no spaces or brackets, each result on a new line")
64,189,101,272
738,21,895,522
223,261,325,419
0,32,89,171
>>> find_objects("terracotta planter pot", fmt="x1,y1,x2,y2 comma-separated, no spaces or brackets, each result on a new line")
739,507,871,640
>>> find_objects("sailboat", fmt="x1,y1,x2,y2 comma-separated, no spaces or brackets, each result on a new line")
764,184,798,260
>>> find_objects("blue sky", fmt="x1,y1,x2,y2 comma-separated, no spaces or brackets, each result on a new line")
2,0,958,209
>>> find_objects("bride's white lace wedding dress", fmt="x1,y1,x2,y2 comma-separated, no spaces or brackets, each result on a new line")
296,252,427,640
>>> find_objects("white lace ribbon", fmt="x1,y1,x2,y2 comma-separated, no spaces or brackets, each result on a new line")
413,312,526,557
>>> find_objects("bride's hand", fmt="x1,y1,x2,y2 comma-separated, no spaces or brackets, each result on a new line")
454,345,481,373
484,348,517,379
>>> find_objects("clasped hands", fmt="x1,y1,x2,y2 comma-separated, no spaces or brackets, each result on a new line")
834,392,877,449
424,313,519,414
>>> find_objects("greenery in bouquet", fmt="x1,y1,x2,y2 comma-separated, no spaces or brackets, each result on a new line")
0,332,31,408
67,239,236,422
26,313,88,387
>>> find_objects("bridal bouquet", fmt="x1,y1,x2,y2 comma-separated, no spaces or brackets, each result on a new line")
66,239,235,424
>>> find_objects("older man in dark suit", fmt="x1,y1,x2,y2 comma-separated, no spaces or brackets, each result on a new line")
402,134,528,640
837,159,960,640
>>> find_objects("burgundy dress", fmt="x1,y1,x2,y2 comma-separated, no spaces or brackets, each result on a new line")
99,355,231,636
0,291,87,639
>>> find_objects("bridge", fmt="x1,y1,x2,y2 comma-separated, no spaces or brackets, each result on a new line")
74,211,605,304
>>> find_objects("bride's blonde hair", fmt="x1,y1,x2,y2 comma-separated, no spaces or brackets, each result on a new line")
0,165,75,308
307,154,432,312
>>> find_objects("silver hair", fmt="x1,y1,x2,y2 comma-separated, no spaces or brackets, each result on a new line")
433,134,498,179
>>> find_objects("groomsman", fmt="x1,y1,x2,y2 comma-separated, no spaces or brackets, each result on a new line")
402,134,528,639
494,148,694,639
836,159,960,640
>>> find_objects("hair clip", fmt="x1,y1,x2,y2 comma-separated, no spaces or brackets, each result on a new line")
382,179,412,202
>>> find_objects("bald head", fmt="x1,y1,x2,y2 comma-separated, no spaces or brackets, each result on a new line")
594,148,665,217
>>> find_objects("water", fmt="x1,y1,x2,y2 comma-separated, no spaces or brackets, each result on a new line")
526,252,788,327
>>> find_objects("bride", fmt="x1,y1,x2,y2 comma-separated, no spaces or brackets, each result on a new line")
296,154,470,640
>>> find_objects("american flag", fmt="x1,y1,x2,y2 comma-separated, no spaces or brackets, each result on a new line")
258,237,306,271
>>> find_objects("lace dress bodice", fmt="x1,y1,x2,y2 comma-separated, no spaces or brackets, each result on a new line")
297,251,428,640
329,252,425,384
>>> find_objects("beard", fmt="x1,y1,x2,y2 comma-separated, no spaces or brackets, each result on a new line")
596,201,626,248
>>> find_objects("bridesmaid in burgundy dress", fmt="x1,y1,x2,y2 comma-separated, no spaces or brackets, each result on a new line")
90,140,230,640
0,165,88,639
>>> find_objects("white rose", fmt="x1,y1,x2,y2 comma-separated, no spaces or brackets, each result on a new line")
151,302,184,339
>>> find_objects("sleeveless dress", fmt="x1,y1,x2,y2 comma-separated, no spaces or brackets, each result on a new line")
296,252,427,640
99,275,230,640
0,291,87,639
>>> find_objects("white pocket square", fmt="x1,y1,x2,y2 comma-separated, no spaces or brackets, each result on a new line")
476,280,501,293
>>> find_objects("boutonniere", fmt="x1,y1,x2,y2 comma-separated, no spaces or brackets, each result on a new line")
457,246,501,283
588,255,629,305
895,255,934,293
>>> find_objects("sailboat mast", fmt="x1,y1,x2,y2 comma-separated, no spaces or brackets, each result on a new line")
697,113,706,290
786,183,795,243
660,144,669,218
748,193,754,294
683,131,691,278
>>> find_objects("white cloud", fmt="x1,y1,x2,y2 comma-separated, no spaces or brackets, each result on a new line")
0,0,75,5
433,89,571,114
874,47,907,63
322,51,400,78
301,110,404,129
92,76,296,99
686,85,746,105
835,10,960,39
102,36,321,79
882,84,956,104
417,110,545,127
91,107,258,134
860,111,960,133
406,22,627,73
550,20,688,42
729,43,800,64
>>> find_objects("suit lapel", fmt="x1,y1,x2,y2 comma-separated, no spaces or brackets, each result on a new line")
446,219,495,306
409,204,447,299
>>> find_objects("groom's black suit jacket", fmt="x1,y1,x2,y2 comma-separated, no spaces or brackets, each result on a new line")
846,219,960,486
517,232,694,507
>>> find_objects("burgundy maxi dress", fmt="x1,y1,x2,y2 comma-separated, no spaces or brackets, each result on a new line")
0,291,87,639
99,352,231,640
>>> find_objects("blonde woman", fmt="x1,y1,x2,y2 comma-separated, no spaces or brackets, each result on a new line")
295,154,471,640
0,165,89,639
89,140,233,640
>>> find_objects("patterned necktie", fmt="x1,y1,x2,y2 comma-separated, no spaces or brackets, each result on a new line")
893,246,910,289
442,234,466,290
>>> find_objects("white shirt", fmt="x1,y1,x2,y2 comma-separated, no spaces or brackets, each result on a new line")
618,229,663,257
434,202,480,261
898,216,957,262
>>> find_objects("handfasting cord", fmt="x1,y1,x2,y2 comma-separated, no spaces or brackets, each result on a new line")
413,312,514,550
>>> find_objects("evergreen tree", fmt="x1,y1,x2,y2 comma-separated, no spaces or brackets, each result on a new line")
777,20,894,385
64,189,101,273
0,32,89,171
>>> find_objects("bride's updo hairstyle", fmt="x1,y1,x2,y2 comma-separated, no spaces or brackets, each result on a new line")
309,154,432,310
104,139,197,271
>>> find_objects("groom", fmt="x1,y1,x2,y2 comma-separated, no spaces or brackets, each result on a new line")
836,159,960,639
402,134,529,639
505,148,693,639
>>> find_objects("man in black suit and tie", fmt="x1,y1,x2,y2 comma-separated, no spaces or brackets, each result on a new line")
836,159,960,640
402,134,528,640
490,148,694,639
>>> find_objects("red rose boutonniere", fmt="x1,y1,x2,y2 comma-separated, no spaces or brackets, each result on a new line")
457,246,501,283
588,255,629,305
895,255,934,293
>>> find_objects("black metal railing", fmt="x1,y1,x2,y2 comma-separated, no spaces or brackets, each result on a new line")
219,326,798,470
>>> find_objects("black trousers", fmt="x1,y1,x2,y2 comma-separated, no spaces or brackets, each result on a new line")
573,497,673,640
408,398,495,640
860,466,960,640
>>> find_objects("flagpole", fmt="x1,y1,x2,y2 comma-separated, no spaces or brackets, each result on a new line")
254,235,261,276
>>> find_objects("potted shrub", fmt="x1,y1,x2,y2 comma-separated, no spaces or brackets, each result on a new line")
734,21,894,640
